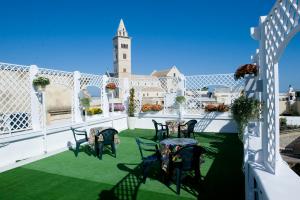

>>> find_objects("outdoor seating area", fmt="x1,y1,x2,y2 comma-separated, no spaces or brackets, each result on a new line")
0,129,244,200
1,1,300,199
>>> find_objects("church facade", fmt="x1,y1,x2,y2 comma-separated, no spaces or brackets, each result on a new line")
111,19,182,105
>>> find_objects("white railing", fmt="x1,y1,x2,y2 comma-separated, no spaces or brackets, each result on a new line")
0,61,244,136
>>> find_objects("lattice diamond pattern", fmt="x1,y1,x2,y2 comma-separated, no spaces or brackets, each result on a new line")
185,74,244,114
0,63,32,134
80,73,103,89
130,77,180,114
37,67,75,122
259,0,300,172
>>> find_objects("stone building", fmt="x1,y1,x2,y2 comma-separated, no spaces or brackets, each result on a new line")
111,19,182,105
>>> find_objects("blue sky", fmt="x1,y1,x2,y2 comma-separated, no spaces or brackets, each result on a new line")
0,0,298,91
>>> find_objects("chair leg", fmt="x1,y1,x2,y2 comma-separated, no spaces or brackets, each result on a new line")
75,143,80,157
98,143,103,159
142,162,150,183
111,143,116,157
176,168,182,195
157,132,162,141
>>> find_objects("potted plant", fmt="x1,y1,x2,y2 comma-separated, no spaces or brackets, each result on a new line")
33,76,50,92
109,103,125,113
127,88,136,129
231,95,260,140
80,97,90,120
141,104,163,113
86,107,103,121
234,64,258,80
204,104,229,112
106,82,117,93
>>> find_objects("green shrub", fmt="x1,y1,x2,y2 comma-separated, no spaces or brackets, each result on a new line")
33,77,50,87
280,118,287,127
128,88,135,117
231,95,260,137
80,98,90,109
176,96,186,104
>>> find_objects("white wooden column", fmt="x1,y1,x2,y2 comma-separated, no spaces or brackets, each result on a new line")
73,71,82,123
102,75,109,117
29,65,41,131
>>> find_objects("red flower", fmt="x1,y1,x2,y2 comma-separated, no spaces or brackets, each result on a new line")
106,83,117,90
234,64,258,80
141,104,163,112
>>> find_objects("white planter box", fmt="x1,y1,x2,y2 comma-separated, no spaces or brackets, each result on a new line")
86,114,103,121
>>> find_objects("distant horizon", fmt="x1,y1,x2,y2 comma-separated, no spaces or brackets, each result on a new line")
0,0,299,91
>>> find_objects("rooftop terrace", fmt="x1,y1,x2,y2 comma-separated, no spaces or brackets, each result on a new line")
0,129,243,200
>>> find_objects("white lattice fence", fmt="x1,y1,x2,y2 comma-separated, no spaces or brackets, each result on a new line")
80,73,103,89
37,68,75,123
130,76,180,113
0,62,32,134
185,74,244,114
80,73,104,113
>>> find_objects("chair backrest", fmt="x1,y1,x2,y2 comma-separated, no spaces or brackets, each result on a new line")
135,138,157,160
173,145,204,171
98,128,118,144
186,120,197,134
152,119,158,131
70,127,86,142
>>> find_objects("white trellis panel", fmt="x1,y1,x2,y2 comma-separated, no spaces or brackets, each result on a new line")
80,73,103,89
251,0,300,173
37,67,75,123
130,76,180,114
80,73,104,113
0,62,32,134
185,74,244,114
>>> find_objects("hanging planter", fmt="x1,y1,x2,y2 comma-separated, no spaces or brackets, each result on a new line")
33,77,50,92
106,82,117,93
234,64,258,80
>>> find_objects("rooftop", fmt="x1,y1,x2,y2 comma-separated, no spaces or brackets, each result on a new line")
0,129,244,200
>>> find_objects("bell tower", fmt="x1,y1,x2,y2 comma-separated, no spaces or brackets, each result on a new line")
113,19,131,78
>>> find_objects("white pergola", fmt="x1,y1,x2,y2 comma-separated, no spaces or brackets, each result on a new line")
245,0,300,199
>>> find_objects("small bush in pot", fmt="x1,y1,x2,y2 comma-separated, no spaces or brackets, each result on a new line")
33,76,50,91
231,95,260,139
128,88,136,129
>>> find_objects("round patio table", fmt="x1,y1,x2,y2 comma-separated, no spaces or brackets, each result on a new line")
160,138,198,147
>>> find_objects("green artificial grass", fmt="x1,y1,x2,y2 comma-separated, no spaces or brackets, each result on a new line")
0,129,244,200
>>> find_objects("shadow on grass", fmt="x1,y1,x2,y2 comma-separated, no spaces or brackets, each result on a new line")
198,134,244,200
98,161,202,199
69,145,117,159
98,163,143,200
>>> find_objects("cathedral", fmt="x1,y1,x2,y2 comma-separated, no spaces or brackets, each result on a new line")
111,19,182,104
